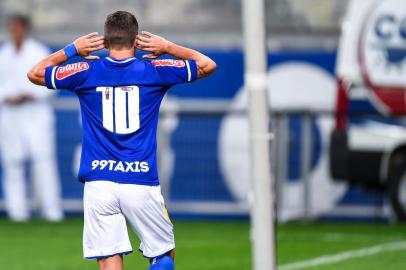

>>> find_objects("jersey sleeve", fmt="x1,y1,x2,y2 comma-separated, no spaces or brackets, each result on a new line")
151,59,198,85
45,62,90,90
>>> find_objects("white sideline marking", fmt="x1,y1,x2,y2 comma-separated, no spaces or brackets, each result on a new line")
278,241,406,270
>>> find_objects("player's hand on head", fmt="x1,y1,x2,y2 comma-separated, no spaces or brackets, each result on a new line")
136,31,170,59
74,32,105,60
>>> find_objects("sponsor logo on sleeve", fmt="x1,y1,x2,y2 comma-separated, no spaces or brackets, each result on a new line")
56,62,89,80
151,59,185,67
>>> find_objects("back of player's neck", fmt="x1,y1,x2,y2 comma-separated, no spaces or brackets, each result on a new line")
108,49,135,60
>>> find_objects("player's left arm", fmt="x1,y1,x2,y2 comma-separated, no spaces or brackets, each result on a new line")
136,31,216,78
28,32,104,86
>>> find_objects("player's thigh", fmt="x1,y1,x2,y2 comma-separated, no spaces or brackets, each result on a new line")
120,185,174,258
83,181,132,259
98,255,124,270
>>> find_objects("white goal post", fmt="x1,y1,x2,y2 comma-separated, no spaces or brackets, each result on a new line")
242,0,276,270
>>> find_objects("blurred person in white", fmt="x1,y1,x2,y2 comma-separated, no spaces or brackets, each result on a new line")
0,14,63,222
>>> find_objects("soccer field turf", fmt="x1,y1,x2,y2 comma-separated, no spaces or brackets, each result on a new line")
0,218,405,270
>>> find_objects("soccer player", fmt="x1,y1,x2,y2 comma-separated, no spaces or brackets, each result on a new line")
28,11,216,270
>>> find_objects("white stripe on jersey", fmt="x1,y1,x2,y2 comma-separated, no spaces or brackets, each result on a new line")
51,66,57,89
185,60,191,82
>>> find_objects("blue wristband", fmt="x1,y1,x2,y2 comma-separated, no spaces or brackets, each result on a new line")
63,43,78,59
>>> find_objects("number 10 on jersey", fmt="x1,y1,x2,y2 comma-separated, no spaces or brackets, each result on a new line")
96,86,140,134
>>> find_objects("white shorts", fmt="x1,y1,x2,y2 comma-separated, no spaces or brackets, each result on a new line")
83,181,174,259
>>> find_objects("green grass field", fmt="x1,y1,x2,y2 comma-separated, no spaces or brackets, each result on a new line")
0,218,405,270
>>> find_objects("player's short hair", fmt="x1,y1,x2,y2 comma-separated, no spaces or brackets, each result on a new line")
8,14,31,30
104,11,139,49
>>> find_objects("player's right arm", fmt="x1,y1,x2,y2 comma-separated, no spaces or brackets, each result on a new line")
136,31,216,78
28,32,104,86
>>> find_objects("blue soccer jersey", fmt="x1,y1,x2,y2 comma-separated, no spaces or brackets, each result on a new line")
45,56,198,185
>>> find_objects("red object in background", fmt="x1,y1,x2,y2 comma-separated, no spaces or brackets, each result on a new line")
335,78,350,129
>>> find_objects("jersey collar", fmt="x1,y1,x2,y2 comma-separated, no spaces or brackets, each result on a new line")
105,56,136,64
